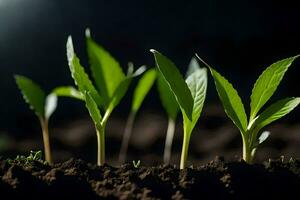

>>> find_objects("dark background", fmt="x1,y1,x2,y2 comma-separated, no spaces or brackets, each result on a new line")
0,0,299,164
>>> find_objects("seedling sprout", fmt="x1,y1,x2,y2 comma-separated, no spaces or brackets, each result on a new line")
132,160,141,168
54,30,145,166
15,76,57,164
151,50,207,169
200,54,300,163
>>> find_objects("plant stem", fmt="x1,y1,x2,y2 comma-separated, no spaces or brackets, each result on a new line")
163,117,176,164
40,118,52,164
96,127,105,166
180,129,191,169
242,133,252,164
119,111,136,163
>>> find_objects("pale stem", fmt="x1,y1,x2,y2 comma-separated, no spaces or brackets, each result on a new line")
39,118,52,164
119,111,136,163
96,127,105,166
242,133,252,164
180,129,191,169
163,118,176,164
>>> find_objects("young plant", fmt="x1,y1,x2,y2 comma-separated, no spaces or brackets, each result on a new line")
15,75,57,164
151,50,207,169
8,150,47,165
57,31,145,166
200,54,300,163
157,58,199,164
118,68,157,163
132,160,141,168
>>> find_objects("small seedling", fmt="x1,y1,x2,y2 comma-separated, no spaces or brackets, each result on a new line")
55,29,145,166
201,54,300,163
132,160,141,168
8,150,47,165
151,50,207,169
15,76,57,164
119,68,157,163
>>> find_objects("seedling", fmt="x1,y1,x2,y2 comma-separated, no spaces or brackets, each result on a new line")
132,160,141,168
151,50,207,169
200,54,300,163
157,58,199,164
8,150,47,165
55,30,145,166
119,68,157,163
15,76,57,164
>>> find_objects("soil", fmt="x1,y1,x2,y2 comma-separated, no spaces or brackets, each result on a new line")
0,156,299,200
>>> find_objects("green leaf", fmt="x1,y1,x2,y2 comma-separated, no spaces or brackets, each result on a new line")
15,75,45,118
86,30,125,106
250,56,299,120
182,68,207,135
150,49,193,120
186,57,200,78
103,66,145,121
45,94,57,120
52,86,84,100
84,91,102,129
254,97,300,130
132,69,157,112
108,77,132,111
209,67,248,133
157,72,179,120
67,36,103,107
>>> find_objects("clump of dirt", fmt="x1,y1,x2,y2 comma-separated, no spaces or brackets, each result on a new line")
0,156,299,199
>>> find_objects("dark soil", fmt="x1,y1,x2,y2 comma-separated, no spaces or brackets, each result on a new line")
0,156,299,200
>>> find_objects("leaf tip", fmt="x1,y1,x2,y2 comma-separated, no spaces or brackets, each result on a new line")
85,28,91,38
14,74,22,81
150,49,157,54
294,97,300,103
66,36,75,64
132,65,147,77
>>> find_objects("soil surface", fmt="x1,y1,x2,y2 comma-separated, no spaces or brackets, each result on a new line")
0,156,299,200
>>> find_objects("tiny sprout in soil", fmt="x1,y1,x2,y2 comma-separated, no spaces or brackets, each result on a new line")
198,54,300,163
132,160,141,168
8,150,47,165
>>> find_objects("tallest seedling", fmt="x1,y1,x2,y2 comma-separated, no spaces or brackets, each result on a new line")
202,55,300,163
151,50,207,169
65,31,145,166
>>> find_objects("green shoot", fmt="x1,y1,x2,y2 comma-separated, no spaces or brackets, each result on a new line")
15,75,57,164
202,54,300,163
60,31,145,166
8,150,47,165
119,68,157,163
151,50,207,169
132,160,141,168
157,58,199,164
158,57,200,165
52,86,84,100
